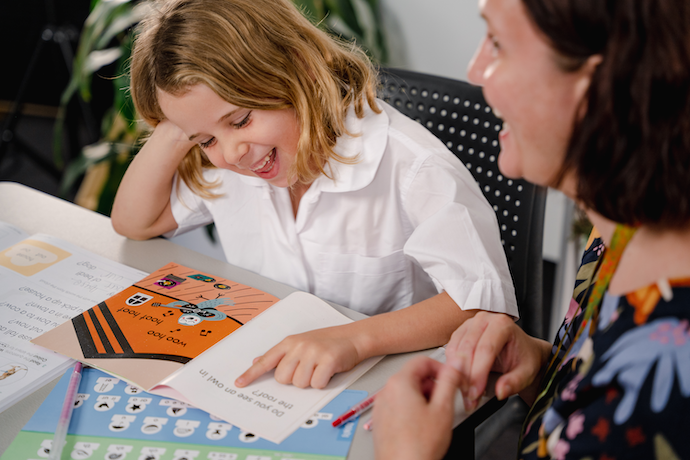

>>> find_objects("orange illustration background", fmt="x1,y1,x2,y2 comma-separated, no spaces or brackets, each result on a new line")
75,262,279,361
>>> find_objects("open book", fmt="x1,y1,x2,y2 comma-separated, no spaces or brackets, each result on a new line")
0,220,147,413
33,262,382,444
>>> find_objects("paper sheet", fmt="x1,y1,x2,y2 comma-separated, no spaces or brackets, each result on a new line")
155,291,382,444
0,226,147,413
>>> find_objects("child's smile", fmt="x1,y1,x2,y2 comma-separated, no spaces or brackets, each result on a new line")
250,148,277,176
157,84,301,188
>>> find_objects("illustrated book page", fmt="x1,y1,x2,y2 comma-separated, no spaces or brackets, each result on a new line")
33,262,281,390
0,222,147,413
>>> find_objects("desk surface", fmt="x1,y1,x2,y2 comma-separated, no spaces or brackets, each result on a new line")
0,181,486,459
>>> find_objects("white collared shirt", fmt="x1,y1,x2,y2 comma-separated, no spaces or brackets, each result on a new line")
167,101,518,317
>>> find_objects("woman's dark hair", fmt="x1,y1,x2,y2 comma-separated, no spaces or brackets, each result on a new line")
523,0,690,229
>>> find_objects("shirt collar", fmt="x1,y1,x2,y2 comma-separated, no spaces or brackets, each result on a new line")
316,99,389,193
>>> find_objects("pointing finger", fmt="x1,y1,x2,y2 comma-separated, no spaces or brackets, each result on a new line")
235,351,285,387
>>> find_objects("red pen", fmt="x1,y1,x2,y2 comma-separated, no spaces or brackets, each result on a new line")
332,389,380,427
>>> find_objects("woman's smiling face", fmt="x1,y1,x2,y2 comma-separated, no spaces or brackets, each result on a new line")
467,0,596,193
157,83,301,188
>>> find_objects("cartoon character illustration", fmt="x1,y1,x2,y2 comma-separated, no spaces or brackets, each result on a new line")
0,364,25,381
152,294,234,325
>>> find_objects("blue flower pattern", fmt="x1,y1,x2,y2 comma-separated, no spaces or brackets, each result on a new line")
519,232,690,459
592,317,690,424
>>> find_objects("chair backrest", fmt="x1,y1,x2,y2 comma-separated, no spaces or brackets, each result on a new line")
378,68,548,339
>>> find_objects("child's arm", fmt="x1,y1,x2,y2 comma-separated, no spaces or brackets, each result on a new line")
235,291,481,389
111,120,196,240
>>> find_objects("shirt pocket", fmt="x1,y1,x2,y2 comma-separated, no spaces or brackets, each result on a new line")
316,250,412,315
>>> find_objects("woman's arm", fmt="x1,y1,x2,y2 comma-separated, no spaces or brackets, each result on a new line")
111,120,196,240
235,291,479,389
370,315,551,460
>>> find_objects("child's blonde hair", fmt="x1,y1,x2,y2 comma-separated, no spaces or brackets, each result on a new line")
130,0,381,196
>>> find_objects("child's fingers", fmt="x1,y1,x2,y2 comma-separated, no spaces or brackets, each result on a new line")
310,362,338,389
273,356,301,386
289,360,316,389
235,350,285,387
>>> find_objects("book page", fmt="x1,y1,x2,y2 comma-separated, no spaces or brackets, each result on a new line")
0,221,29,250
33,262,281,390
0,233,147,413
154,291,383,444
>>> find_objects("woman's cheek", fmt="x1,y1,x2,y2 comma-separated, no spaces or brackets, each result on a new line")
496,130,523,179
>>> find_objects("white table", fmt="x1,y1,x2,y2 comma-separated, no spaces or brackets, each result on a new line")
0,181,495,459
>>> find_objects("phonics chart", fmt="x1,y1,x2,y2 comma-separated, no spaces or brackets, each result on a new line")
2,367,364,460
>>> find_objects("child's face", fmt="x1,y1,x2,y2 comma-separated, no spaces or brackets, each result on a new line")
158,84,301,188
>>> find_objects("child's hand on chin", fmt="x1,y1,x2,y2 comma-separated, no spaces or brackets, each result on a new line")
151,118,197,152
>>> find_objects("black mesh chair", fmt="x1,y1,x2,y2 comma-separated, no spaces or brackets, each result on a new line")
377,68,547,458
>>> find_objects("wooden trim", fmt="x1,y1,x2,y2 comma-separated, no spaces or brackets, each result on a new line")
0,100,59,118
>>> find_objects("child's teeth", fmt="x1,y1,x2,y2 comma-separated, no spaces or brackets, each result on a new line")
252,153,270,171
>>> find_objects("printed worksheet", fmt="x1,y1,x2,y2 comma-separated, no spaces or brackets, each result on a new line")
2,367,365,460
0,221,147,413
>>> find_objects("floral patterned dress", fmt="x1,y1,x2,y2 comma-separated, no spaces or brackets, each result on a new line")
519,228,690,460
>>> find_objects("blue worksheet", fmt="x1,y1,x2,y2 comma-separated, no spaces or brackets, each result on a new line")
2,366,364,460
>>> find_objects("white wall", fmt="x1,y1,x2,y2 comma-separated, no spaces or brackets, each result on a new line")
379,0,484,81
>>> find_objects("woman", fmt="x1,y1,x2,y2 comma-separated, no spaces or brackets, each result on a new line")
372,0,690,458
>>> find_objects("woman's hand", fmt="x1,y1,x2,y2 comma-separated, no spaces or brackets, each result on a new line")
372,357,461,460
445,311,551,410
234,325,363,389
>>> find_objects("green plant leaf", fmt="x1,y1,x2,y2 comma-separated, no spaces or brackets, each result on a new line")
325,0,362,36
94,2,150,50
349,0,380,58
84,48,123,73
59,146,103,196
54,0,140,168
71,0,138,101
